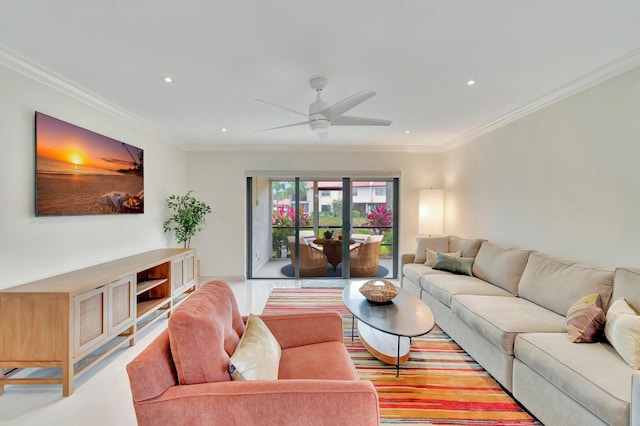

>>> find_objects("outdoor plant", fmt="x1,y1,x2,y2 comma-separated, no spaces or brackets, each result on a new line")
366,205,393,235
163,191,212,248
271,205,310,257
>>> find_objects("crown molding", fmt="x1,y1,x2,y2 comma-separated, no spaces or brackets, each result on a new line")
184,142,444,153
0,44,181,147
443,47,640,152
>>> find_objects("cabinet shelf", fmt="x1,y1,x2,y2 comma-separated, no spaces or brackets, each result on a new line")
136,297,170,319
136,278,168,295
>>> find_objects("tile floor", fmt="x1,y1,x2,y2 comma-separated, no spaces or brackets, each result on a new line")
0,277,394,426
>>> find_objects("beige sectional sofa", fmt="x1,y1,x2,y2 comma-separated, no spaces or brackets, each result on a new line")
401,236,640,426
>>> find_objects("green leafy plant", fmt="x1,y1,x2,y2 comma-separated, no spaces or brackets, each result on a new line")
163,191,212,248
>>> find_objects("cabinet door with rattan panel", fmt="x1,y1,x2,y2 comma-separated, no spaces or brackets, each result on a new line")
184,252,196,286
74,287,107,358
107,276,135,335
171,258,185,293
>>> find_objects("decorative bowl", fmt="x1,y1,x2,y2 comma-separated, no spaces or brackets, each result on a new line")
359,280,399,303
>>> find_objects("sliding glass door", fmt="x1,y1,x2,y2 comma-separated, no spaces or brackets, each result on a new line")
247,176,398,280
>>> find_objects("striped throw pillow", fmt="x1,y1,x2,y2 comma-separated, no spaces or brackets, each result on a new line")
566,293,606,343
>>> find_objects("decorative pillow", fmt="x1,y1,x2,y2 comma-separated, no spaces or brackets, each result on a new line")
566,294,606,343
302,236,316,246
364,235,384,245
604,298,640,369
432,253,474,276
424,249,461,267
228,314,282,380
351,234,368,246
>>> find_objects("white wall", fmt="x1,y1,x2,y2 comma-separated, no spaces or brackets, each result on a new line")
186,151,443,277
0,64,187,289
444,65,640,268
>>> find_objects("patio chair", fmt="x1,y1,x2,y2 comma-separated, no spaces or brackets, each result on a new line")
289,241,329,277
349,236,383,277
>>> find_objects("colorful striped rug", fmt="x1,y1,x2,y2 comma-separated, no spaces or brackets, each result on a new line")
263,288,540,425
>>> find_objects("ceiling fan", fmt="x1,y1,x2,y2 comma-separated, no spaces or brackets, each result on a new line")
256,77,392,140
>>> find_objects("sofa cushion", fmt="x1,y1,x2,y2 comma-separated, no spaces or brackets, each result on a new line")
279,341,358,380
432,253,474,276
229,314,281,381
605,298,640,369
421,274,513,308
471,242,530,296
612,268,640,312
414,236,449,264
518,252,614,316
168,280,246,385
451,295,566,354
403,263,452,284
515,333,632,426
566,294,606,343
424,248,461,267
449,236,483,258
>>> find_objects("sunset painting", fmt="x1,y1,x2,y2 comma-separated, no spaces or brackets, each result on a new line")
35,112,144,216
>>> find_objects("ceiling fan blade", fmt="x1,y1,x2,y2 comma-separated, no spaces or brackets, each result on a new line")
320,89,376,120
255,120,311,133
330,115,392,126
255,99,308,117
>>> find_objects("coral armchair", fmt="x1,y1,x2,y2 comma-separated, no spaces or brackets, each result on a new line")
126,280,379,426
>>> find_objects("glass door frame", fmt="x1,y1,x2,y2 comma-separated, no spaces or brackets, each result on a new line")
246,176,399,280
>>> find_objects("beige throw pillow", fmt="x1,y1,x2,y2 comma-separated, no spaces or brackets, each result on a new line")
566,293,605,343
229,314,281,380
424,249,461,267
604,298,640,369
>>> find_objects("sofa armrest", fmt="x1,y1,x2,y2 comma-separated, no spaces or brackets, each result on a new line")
259,311,344,349
632,371,640,426
400,253,416,288
401,253,416,266
132,379,379,426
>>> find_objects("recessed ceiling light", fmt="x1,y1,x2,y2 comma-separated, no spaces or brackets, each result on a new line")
163,76,173,83
221,128,227,132
466,80,476,86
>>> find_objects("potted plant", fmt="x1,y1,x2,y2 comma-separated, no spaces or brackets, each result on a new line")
163,191,212,248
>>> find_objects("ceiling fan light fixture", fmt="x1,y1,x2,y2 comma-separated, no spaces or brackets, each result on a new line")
310,119,329,133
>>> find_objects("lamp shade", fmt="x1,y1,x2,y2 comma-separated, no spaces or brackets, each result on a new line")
418,189,444,236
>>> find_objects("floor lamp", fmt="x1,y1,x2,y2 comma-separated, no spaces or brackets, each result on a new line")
418,189,444,237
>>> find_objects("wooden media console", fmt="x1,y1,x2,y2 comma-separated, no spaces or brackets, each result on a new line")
0,248,197,396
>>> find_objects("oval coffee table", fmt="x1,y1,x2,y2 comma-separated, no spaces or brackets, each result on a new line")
342,282,435,377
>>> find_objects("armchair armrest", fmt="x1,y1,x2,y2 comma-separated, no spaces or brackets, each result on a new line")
259,311,344,349
133,379,379,426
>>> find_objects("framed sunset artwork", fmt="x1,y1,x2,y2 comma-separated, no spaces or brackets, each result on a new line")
35,112,144,216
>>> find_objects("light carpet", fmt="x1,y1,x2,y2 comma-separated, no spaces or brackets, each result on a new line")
263,288,540,425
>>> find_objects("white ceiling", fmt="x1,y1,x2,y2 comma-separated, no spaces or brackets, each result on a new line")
1,0,640,151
